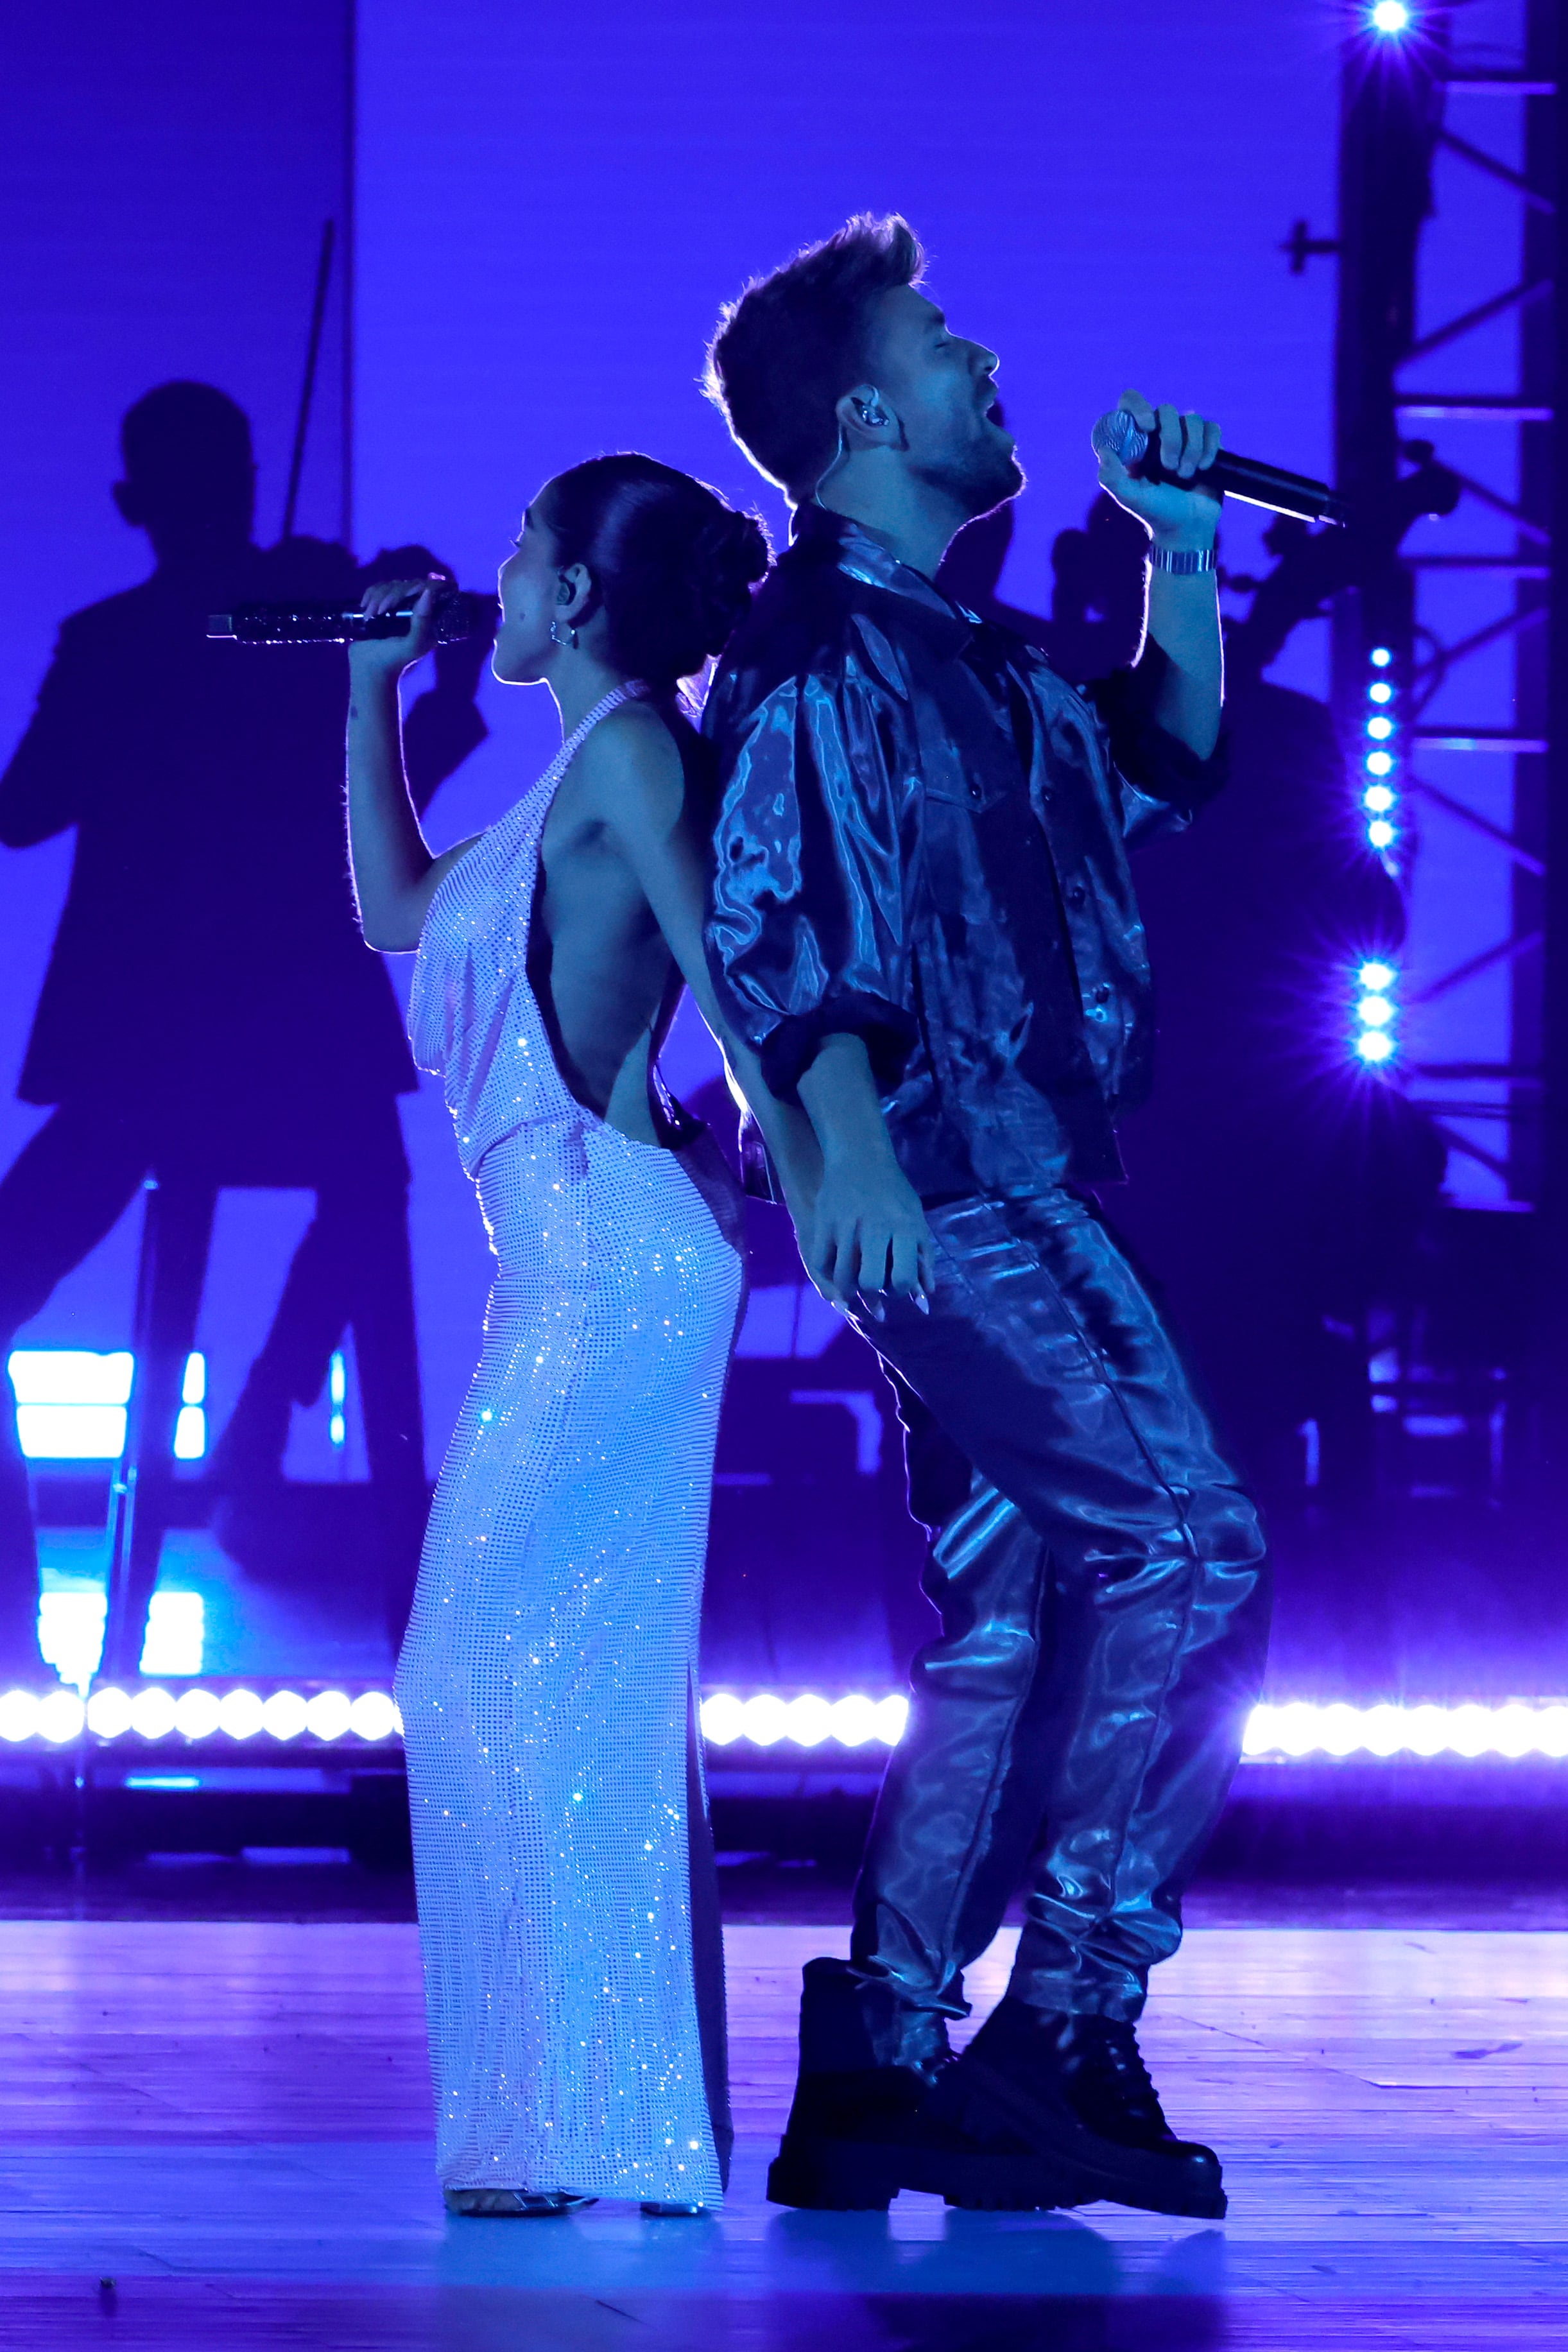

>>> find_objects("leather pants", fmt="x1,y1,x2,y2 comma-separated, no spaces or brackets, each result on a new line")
843,1187,1270,2058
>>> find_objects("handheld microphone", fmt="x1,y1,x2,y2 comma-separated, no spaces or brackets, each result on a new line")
1092,411,1350,528
207,591,499,645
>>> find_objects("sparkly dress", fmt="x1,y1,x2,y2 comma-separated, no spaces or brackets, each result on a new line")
398,687,743,2204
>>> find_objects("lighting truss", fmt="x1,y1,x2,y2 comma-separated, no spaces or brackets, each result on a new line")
1388,44,1550,1189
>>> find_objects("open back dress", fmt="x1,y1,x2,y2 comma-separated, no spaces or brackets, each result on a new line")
397,686,742,2204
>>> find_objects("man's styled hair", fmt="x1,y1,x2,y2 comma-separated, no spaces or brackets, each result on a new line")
705,214,926,499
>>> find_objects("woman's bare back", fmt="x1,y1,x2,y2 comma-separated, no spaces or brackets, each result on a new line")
529,703,706,1144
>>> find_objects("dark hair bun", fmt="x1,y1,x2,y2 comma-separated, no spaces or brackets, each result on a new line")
542,454,771,689
685,507,771,660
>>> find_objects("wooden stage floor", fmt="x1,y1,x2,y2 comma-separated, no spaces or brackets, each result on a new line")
0,1914,1564,2349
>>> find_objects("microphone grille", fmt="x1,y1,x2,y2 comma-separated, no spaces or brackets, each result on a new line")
1092,409,1149,467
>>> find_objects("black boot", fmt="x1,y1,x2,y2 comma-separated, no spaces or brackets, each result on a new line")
767,1959,1083,2213
927,2000,1226,2218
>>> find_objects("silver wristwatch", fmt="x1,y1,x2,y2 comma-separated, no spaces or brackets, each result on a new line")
1147,543,1218,575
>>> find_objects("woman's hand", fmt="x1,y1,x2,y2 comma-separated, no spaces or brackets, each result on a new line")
347,575,446,686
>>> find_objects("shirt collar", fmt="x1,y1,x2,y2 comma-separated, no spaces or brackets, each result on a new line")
789,502,975,653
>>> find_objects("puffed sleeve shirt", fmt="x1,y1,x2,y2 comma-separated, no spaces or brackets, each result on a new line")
703,505,1227,1202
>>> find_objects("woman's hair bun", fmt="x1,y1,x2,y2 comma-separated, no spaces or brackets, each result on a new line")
542,453,772,689
685,507,771,659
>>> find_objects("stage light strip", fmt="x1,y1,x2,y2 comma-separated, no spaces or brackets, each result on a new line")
1,1689,1565,1759
702,1692,908,1749
0,1687,402,1745
701,1695,1568,1759
1243,1700,1568,1760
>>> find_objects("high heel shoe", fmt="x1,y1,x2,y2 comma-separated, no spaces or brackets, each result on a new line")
444,2188,598,2217
639,2201,713,2217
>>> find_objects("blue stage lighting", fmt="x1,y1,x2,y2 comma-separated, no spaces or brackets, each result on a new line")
5,1684,1563,1762
1352,958,1399,1071
8,1348,205,1460
1370,2,1412,32
1358,644,1404,860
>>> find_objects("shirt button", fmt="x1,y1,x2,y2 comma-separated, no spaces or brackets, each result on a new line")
1066,884,1087,908
969,783,983,802
1094,983,1111,1003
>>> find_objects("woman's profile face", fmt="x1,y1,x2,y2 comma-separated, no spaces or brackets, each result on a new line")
492,488,564,684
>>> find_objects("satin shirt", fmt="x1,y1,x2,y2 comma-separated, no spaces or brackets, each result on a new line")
703,506,1227,1200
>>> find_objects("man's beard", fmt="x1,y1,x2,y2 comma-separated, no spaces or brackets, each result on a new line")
911,436,1026,520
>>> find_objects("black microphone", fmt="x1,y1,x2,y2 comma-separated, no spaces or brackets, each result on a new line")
1092,411,1350,528
207,591,499,645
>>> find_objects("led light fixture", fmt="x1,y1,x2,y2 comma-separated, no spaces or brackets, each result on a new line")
700,1691,909,1748
1245,1699,1568,1760
0,1686,402,1745
1369,0,1412,30
7,1349,206,1462
1358,647,1403,863
0,1684,1562,1763
37,1587,205,1690
1351,953,1400,1071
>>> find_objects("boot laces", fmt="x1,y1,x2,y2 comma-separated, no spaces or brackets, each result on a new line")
1089,2020,1165,2120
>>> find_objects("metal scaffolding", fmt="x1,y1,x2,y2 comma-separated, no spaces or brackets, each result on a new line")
1302,0,1568,1496
1330,5,1556,1201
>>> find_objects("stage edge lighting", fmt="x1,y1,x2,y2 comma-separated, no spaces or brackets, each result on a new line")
0,1686,402,1745
2,1689,1565,1761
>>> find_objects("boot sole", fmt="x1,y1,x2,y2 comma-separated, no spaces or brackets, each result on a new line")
768,2136,895,2209
931,2065,1227,2220
767,2132,1080,2213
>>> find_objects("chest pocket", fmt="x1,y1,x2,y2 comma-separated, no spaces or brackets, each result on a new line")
916,660,1018,814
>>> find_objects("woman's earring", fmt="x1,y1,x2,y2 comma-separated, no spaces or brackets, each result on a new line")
549,617,578,650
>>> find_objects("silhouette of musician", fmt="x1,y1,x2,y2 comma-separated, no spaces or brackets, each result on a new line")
0,381,486,1673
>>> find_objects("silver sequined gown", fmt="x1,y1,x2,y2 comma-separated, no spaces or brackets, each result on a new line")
397,689,743,2204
